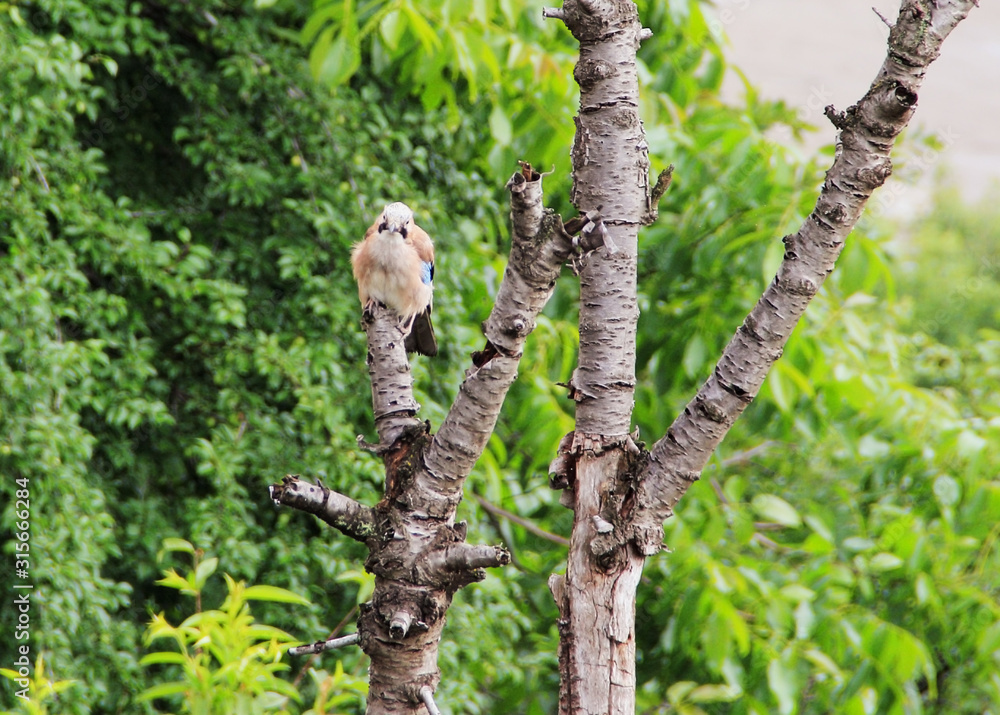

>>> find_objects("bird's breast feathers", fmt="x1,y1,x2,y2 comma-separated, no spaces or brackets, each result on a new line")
352,229,432,318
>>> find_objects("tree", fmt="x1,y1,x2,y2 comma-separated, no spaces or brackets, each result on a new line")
271,0,982,713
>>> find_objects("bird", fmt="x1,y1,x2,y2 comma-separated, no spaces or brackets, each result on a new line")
351,202,438,356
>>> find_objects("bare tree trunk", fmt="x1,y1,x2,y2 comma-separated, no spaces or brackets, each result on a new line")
541,1,651,713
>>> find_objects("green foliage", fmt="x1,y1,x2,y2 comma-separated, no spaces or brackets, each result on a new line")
140,541,368,714
0,657,79,715
299,0,578,199
0,0,497,710
140,542,305,714
897,187,1000,347
630,214,1000,712
2,0,998,713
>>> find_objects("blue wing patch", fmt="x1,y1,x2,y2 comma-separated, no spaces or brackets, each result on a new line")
420,261,434,285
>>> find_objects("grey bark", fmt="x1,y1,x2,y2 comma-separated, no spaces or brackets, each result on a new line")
631,0,980,550
541,1,651,713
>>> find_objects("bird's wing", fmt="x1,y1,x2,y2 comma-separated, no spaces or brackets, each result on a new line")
408,223,435,285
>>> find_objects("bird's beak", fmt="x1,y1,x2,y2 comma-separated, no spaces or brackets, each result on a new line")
384,221,401,234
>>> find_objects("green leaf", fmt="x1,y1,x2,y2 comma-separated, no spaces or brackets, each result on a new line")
379,9,405,50
401,2,441,52
156,569,192,591
193,557,218,590
489,104,513,146
767,657,798,715
751,494,801,528
139,652,188,666
869,552,904,572
138,681,189,701
243,585,312,605
310,24,362,87
160,538,195,555
667,680,699,705
842,537,875,552
688,683,741,703
933,474,961,508
682,332,707,378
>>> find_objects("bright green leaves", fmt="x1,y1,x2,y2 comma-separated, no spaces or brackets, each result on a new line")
488,102,513,146
0,656,79,715
140,545,312,713
751,494,801,528
766,653,798,715
300,0,577,193
307,0,361,86
666,679,741,715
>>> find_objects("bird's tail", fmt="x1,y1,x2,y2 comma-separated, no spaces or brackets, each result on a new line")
405,309,437,356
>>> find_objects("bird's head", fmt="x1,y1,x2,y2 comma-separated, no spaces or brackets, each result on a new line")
378,202,414,237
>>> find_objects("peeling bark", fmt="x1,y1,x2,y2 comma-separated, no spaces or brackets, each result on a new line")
544,1,650,712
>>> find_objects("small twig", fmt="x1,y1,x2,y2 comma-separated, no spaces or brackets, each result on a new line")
289,632,359,656
751,533,791,552
753,522,786,532
471,493,570,547
718,440,780,468
292,604,359,688
30,156,49,192
642,165,674,224
419,686,442,715
541,7,566,20
872,6,893,29
290,135,309,174
709,478,727,505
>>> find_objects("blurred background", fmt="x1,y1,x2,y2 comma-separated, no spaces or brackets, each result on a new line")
718,0,1000,209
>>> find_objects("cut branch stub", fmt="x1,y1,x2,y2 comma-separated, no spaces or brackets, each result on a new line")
268,475,376,543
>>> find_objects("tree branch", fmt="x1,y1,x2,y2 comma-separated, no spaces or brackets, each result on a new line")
421,165,576,507
289,632,359,656
629,0,980,554
330,165,582,713
361,304,423,446
268,475,376,543
471,492,571,547
425,542,511,575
